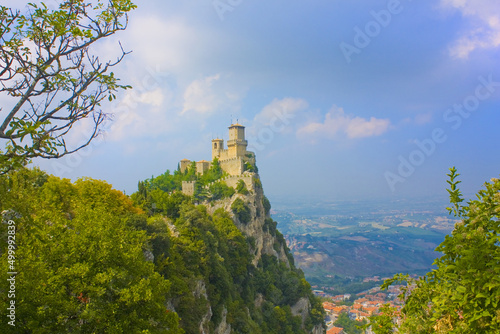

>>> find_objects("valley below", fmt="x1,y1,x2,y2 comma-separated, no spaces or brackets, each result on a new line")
271,196,457,294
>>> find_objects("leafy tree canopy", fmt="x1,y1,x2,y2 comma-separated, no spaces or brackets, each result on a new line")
0,168,182,333
0,1,136,173
370,168,500,333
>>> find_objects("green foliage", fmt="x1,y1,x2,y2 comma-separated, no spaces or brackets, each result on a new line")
155,204,255,332
0,1,136,174
153,197,324,333
0,164,325,333
131,181,190,218
236,179,250,195
255,255,313,307
208,181,235,201
0,169,182,333
263,195,271,215
131,159,227,205
244,161,256,173
377,171,500,333
263,217,277,236
254,177,262,189
231,198,251,224
446,166,466,218
260,303,303,334
334,312,366,334
308,294,327,330
197,158,226,186
362,304,398,334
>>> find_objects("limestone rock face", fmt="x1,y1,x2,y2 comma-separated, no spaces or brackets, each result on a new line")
205,174,290,267
312,324,325,334
291,297,312,328
198,173,325,333
214,308,231,334
195,280,212,334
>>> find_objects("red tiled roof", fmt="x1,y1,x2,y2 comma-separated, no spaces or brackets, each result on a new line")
327,327,344,334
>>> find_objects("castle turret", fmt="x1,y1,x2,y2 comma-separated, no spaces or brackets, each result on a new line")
179,159,191,174
196,160,210,175
181,123,254,178
227,123,248,158
212,138,224,161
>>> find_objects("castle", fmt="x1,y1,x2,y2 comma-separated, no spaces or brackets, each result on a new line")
180,123,256,195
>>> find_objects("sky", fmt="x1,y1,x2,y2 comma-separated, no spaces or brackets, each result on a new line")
5,0,500,202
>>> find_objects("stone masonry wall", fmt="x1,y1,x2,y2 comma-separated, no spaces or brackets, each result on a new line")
218,157,244,176
205,173,255,191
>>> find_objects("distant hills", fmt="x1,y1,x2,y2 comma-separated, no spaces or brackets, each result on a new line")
270,197,457,293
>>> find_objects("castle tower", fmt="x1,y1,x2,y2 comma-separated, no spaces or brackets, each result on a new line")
179,159,191,174
181,181,196,196
227,123,248,158
196,160,210,175
212,138,224,161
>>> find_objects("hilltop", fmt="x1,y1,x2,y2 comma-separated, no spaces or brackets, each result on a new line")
130,123,326,333
0,124,325,333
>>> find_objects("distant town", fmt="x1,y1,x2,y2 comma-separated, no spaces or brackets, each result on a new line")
315,277,408,334
268,197,458,332
270,197,456,285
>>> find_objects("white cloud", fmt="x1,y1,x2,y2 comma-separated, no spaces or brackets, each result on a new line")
441,0,500,58
180,74,244,116
250,98,309,135
127,16,197,73
297,106,390,140
181,74,220,114
414,112,433,125
105,87,172,141
125,15,227,80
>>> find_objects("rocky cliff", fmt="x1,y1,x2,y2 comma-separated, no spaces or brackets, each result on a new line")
131,165,327,333
202,173,325,333
0,167,325,334
205,173,290,267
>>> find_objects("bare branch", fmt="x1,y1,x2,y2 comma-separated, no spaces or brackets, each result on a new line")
0,1,136,173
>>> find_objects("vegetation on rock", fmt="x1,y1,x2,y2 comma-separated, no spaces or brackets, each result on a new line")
0,167,326,333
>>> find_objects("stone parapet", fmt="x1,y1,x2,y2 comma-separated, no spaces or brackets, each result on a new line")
205,173,256,191
181,181,196,196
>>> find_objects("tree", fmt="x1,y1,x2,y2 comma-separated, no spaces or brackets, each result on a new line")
231,198,251,224
374,169,500,333
0,169,183,333
362,304,398,334
0,0,136,173
333,312,364,334
236,179,249,195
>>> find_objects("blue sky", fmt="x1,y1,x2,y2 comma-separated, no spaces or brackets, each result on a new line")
8,0,500,201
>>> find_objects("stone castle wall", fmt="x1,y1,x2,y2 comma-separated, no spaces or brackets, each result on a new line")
180,160,191,174
219,157,244,176
196,161,210,175
205,173,256,191
181,181,196,196
213,148,231,162
180,124,256,185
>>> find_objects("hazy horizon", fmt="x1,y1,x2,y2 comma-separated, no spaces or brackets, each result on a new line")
7,0,497,201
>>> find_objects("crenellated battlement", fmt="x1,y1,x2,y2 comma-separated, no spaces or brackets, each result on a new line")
180,123,257,195
181,181,196,196
211,123,252,175
205,173,256,191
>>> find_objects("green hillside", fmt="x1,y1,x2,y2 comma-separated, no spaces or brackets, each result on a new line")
0,166,325,333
